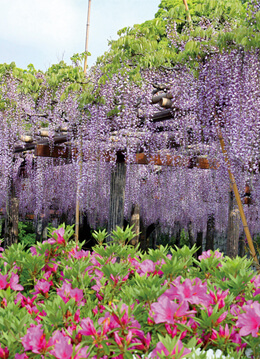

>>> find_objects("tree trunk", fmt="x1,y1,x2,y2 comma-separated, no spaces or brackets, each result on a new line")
35,215,43,242
0,218,5,239
227,190,240,258
196,231,203,258
175,221,181,248
107,154,126,241
139,219,148,251
239,235,245,257
129,204,140,246
205,214,215,251
4,182,19,248
188,221,196,248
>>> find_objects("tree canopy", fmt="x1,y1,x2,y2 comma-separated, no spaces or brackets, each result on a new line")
96,0,258,77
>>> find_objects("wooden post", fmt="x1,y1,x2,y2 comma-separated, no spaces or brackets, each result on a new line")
217,128,259,268
139,219,150,251
196,231,203,257
84,0,92,73
75,191,80,245
188,221,196,247
227,190,240,258
4,181,19,247
175,221,181,248
75,137,83,246
35,214,43,242
107,153,126,241
182,0,192,25
129,204,140,246
76,0,92,243
205,214,215,251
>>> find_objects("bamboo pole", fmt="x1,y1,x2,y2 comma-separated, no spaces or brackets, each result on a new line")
217,128,259,268
75,0,92,244
83,0,92,73
75,137,83,246
182,0,192,24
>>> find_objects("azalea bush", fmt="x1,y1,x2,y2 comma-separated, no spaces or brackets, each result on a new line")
0,224,259,358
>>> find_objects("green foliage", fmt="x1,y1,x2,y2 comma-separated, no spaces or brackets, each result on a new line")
48,222,75,243
96,0,257,77
0,289,33,356
160,244,198,279
111,225,137,245
0,224,259,358
92,228,108,245
121,272,167,305
18,221,36,248
195,252,255,297
38,296,78,331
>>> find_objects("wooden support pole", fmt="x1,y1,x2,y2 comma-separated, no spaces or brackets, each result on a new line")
107,153,126,241
188,221,196,247
139,219,148,251
227,190,240,258
182,0,192,25
129,204,140,246
84,0,92,74
217,128,259,268
196,231,203,258
75,155,82,246
4,180,19,248
205,214,215,251
75,0,92,244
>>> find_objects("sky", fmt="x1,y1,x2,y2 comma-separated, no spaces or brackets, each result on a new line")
0,0,160,71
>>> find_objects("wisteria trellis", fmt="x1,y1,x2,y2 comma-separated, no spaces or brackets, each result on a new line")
0,14,260,239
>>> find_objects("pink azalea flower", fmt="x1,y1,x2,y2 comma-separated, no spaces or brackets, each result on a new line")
114,332,123,347
79,318,97,337
138,259,156,276
49,331,72,359
49,227,66,245
163,278,209,306
9,272,24,291
74,344,90,359
70,287,84,303
230,304,242,316
151,339,191,358
129,330,151,351
236,302,260,337
30,247,37,256
44,263,59,273
151,296,191,325
72,250,90,259
35,279,51,294
208,289,229,309
0,346,9,359
57,282,72,303
15,354,28,359
207,307,227,325
21,325,49,354
57,281,84,304
212,323,230,340
198,250,222,261
111,303,141,329
0,274,8,290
